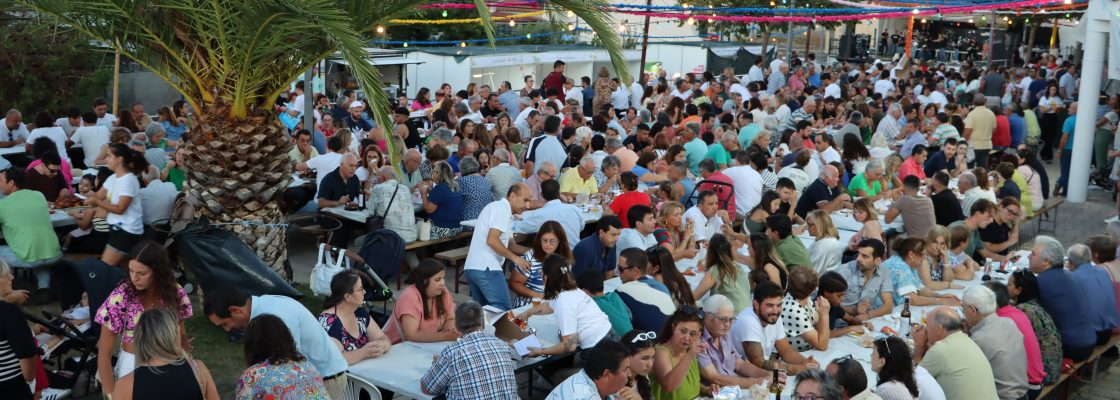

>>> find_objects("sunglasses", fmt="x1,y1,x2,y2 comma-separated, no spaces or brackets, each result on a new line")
679,305,706,319
631,331,657,343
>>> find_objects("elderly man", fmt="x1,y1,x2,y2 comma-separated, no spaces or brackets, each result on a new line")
683,191,731,243
0,168,62,300
464,184,532,311
400,148,423,190
957,171,996,217
546,341,634,400
460,95,484,125
605,136,637,173
524,161,556,209
698,294,769,388
794,165,851,219
1029,236,1097,361
984,281,1052,394
832,111,863,145
780,96,816,133
421,301,519,398
704,131,740,169
447,139,477,174
485,148,521,201
1065,244,1120,345
732,281,818,373
825,356,878,400
559,156,599,200
767,62,788,94
874,103,903,146
0,109,29,148
847,160,890,201
912,306,998,400
369,166,417,242
513,180,583,250
515,108,540,141
961,285,1029,400
964,95,997,169
886,175,935,238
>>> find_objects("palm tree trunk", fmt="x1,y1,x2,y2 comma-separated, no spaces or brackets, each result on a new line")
181,101,293,280
761,27,771,64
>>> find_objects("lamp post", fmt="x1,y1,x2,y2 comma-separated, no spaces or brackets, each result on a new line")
786,0,796,60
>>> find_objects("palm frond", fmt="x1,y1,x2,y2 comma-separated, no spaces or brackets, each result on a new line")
473,0,496,45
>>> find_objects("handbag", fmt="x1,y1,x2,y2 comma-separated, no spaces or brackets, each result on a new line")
311,243,349,296
187,358,207,400
366,183,399,232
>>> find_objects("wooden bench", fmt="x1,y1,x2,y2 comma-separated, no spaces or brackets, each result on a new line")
434,246,470,293
1037,332,1120,399
1031,196,1064,236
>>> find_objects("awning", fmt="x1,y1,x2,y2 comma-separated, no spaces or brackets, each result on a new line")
330,57,425,67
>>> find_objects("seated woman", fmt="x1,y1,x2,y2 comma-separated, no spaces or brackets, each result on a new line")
747,232,789,289
632,152,669,184
693,234,751,314
319,271,391,364
920,225,963,290
384,260,459,344
947,224,980,281
742,191,782,235
419,161,465,240
871,335,928,400
647,246,697,308
651,310,713,400
111,309,218,400
238,314,329,399
509,221,573,307
652,202,698,261
622,329,658,400
805,210,846,273
517,254,613,358
96,241,192,396
781,268,831,352
848,198,884,252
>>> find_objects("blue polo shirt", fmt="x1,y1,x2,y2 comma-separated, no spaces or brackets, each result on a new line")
572,233,616,278
1069,264,1120,333
1062,115,1077,151
1036,268,1097,349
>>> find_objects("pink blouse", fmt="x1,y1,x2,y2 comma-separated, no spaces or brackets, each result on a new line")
95,282,192,343
997,305,1046,384
383,284,454,344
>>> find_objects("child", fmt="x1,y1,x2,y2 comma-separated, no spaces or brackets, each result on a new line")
948,224,979,281
77,174,96,198
818,271,874,337
576,269,632,337
35,292,91,357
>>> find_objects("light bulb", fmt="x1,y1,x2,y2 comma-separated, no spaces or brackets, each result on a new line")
911,9,919,14
459,41,466,47
981,16,987,21
403,43,408,48
682,3,690,8
618,23,626,32
442,10,448,17
567,23,575,31
526,33,532,38
921,18,927,23
509,20,516,27
375,25,385,34
1064,0,1072,4
968,18,973,23
567,11,574,18
707,17,713,23
688,17,696,25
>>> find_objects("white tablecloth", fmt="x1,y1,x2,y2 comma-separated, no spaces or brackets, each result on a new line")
461,204,604,228
321,206,370,224
0,146,25,156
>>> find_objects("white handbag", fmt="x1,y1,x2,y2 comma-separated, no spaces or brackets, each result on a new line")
311,243,349,296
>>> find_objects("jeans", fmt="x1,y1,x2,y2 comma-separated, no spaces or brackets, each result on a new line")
974,149,990,170
465,268,512,311
0,246,61,289
1056,150,1072,195
1094,128,1113,178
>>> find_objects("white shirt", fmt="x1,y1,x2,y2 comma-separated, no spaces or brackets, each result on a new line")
459,110,483,126
819,146,842,165
874,79,895,98
26,127,71,163
465,198,514,271
748,65,766,84
139,179,178,225
0,122,29,142
611,87,630,110
629,82,644,110
550,290,611,348
809,237,846,274
291,94,306,115
306,152,343,198
682,206,723,242
96,113,117,130
777,166,813,193
916,366,947,400
70,126,110,167
730,306,787,360
1018,77,1033,103
616,228,658,260
103,172,144,234
54,117,78,137
525,134,567,174
824,83,841,100
928,91,949,109
729,83,751,102
565,87,584,108
670,89,690,101
513,199,584,249
769,59,785,75
723,165,762,216
546,370,601,400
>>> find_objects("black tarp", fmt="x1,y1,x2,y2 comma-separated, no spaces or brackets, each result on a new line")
174,220,301,298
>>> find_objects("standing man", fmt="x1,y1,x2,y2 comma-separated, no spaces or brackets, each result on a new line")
542,60,568,102
463,183,532,311
1054,101,1078,196
964,96,997,168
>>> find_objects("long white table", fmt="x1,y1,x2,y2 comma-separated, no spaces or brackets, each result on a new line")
461,204,604,228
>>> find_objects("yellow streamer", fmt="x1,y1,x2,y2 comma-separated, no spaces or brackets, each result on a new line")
389,10,545,24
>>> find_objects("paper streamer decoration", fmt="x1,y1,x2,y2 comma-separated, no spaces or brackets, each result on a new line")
390,10,545,24
612,0,1065,23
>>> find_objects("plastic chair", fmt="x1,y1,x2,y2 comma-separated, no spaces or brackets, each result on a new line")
343,373,383,400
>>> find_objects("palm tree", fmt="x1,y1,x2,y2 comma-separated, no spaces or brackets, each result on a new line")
15,0,630,278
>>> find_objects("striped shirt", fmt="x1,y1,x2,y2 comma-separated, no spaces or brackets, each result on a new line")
0,302,36,383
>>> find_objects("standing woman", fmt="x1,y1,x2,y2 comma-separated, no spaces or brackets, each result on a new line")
652,202,698,261
237,315,328,399
418,161,465,240
870,336,921,400
1038,83,1064,162
96,241,193,396
319,271,391,365
622,329,657,400
111,309,218,400
384,259,458,344
748,232,789,289
693,234,752,314
650,310,708,400
517,254,613,358
593,67,614,115
84,143,147,266
509,221,573,307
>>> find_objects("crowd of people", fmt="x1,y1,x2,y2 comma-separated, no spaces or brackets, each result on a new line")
1,42,1119,400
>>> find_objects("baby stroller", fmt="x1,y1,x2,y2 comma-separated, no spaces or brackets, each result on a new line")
30,258,127,398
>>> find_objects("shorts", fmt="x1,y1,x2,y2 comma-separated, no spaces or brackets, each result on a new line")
106,227,143,254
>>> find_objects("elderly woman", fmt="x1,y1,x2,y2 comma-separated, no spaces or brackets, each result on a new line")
596,155,622,194
419,161,465,240
847,160,891,201
781,267,831,352
592,67,613,115
806,210,846,274
455,156,492,222
318,271,391,365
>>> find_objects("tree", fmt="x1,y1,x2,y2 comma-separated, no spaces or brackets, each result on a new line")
0,15,112,114
15,0,630,278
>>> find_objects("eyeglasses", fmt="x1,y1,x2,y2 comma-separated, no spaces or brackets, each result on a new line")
712,316,736,325
540,238,559,245
679,305,706,319
631,331,657,342
795,395,823,400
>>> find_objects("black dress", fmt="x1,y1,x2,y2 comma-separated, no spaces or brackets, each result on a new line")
133,361,204,400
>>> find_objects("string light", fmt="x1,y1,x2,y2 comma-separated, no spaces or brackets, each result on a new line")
567,23,575,31
921,18,927,23
911,8,919,14
682,3,690,8
375,25,385,34
688,17,696,25
526,33,532,38
567,10,574,18
1063,0,1072,4
618,23,626,32
968,17,974,23
509,19,516,27
403,42,408,48
442,10,448,17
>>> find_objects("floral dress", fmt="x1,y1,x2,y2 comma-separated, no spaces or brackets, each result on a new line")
95,283,192,344
236,360,328,400
1018,300,1063,385
318,307,371,351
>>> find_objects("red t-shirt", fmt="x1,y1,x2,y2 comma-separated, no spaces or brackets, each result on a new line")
993,115,1011,148
899,157,926,182
610,191,652,228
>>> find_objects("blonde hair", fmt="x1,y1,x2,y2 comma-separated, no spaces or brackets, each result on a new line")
806,210,839,240
884,154,904,175
853,198,879,220
658,201,685,229
926,225,951,248
134,308,187,366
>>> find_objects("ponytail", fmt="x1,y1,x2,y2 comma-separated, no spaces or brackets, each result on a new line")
107,143,150,176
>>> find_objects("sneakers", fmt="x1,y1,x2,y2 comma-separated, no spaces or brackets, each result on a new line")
40,388,70,400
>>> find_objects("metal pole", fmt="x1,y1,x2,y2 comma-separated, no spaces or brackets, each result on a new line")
303,68,314,132
112,50,121,115
988,11,997,65
638,0,652,84
786,0,796,60
1068,14,1107,203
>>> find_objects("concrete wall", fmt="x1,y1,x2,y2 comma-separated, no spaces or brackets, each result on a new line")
645,44,709,78
116,71,182,111
403,52,472,98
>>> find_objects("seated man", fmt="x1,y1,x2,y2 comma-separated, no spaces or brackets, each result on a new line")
615,248,674,331
961,285,1029,400
767,214,810,269
833,239,895,323
929,172,965,226
546,340,634,400
513,179,583,249
731,281,819,374
616,205,659,260
0,167,62,298
885,175,935,239
913,306,998,400
698,294,768,388
794,165,850,219
25,151,68,202
577,270,633,337
978,197,1021,263
683,190,731,243
1065,244,1120,345
421,301,519,398
316,153,360,210
559,156,599,201
572,216,622,278
825,354,876,399
288,128,319,165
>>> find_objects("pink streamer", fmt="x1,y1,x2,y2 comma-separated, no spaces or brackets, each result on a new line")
822,0,890,9
615,0,1061,23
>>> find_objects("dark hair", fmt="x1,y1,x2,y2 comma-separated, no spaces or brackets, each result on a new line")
891,237,926,259
1087,235,1118,263
577,269,606,294
902,174,921,190
533,221,573,263
619,329,655,399
323,270,362,309
597,215,623,233
34,111,53,129
203,286,250,318
584,340,629,380
38,151,62,168
326,135,344,152
243,314,305,366
128,241,183,316
294,129,312,139
540,179,561,201
81,111,98,124
620,247,648,273
776,177,796,190
753,280,784,304
857,238,886,259
542,253,577,299
1010,269,1042,303
787,267,819,300
765,213,793,238
410,259,449,320
873,336,920,397
932,171,950,187
626,205,653,229
656,310,704,346
969,198,995,216
830,356,869,397
647,246,695,307
749,232,787,279
107,143,149,175
32,137,58,160
620,171,639,191
704,234,740,286
982,281,1011,308
818,271,848,294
